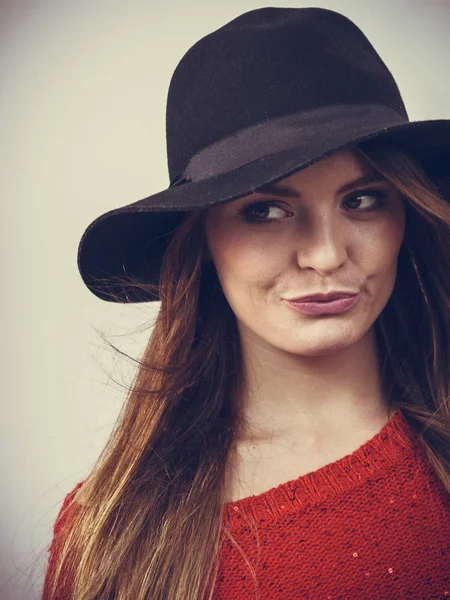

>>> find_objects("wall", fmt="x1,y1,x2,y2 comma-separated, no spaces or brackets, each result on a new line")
1,1,449,598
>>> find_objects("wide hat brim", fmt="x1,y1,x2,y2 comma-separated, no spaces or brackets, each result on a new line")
77,116,450,303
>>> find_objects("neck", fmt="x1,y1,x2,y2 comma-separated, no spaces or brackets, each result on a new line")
233,325,391,444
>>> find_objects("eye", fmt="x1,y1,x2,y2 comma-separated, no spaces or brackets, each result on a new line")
238,190,387,225
237,201,292,223
342,190,387,212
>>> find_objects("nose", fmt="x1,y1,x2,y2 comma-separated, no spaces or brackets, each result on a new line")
295,212,348,275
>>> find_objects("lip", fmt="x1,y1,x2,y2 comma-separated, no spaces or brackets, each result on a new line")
283,293,360,316
287,291,359,302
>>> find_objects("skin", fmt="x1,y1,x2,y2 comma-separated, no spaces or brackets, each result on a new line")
203,147,406,455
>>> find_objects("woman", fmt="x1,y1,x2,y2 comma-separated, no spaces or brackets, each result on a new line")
43,7,450,600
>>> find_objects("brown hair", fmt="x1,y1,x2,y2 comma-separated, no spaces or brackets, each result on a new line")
43,140,450,600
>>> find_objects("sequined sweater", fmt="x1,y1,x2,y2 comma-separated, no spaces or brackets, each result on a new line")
43,410,450,599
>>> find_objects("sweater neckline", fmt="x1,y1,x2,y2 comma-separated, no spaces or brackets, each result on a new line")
222,409,420,529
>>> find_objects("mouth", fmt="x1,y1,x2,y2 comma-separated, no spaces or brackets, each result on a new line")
287,291,359,303
283,293,361,316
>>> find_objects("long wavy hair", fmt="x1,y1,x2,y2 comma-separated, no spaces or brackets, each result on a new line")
43,139,450,600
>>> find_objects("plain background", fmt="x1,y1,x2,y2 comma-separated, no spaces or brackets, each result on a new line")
1,1,450,598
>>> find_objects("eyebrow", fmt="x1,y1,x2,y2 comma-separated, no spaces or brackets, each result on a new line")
253,173,387,198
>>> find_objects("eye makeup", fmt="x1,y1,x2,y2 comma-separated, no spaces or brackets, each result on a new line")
237,189,388,225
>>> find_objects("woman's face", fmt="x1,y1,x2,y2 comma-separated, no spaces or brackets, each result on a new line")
203,148,406,357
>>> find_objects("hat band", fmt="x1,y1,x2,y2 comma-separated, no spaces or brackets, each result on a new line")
171,103,406,186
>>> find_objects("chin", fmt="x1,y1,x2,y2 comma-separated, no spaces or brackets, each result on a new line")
276,326,366,356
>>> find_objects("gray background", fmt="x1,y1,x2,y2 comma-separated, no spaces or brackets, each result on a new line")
1,0,449,598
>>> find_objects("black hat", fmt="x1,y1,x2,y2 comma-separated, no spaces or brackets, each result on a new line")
77,7,450,303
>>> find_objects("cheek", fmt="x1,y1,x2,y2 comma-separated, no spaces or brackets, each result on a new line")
208,226,284,288
360,219,405,306
364,214,405,270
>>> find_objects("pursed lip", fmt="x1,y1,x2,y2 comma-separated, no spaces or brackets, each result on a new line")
286,291,359,302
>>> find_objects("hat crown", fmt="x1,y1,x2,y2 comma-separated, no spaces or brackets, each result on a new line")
166,7,407,182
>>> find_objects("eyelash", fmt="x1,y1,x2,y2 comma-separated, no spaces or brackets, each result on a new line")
238,190,387,225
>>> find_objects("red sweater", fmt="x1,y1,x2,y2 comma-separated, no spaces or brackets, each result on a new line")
43,410,450,599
